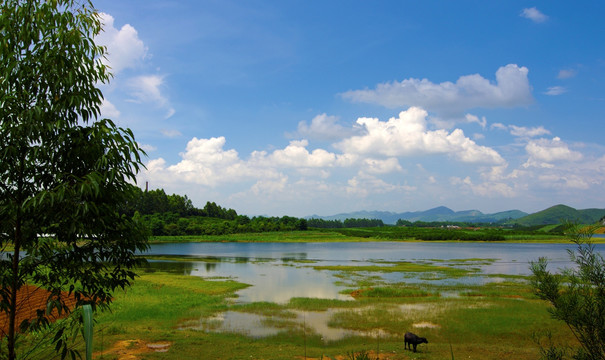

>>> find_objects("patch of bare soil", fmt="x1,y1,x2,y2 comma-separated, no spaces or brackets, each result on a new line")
0,285,78,337
94,339,172,359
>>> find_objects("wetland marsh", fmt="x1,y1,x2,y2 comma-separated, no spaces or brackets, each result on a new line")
91,240,600,359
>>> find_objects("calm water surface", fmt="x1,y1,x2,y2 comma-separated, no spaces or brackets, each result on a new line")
146,241,601,272
144,242,605,300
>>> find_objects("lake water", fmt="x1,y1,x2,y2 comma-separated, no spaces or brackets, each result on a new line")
147,241,582,264
145,241,604,300
144,241,604,340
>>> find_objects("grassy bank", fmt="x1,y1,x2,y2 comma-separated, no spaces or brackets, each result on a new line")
148,228,585,244
148,231,371,243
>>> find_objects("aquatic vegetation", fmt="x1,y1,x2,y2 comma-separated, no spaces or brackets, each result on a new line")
313,261,472,276
351,286,436,298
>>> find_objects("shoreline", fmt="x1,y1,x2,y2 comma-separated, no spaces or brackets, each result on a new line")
147,231,604,244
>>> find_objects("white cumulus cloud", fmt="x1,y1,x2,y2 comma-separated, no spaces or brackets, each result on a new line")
141,137,356,189
346,173,415,196
296,114,357,140
96,13,148,74
520,7,548,23
524,137,583,167
100,98,120,118
509,125,551,138
538,174,590,190
363,158,402,174
465,114,487,128
96,13,175,126
138,143,157,152
147,137,256,186
128,75,168,105
341,64,533,115
262,140,339,168
251,176,289,196
335,107,505,164
492,124,551,138
490,123,508,131
451,176,516,198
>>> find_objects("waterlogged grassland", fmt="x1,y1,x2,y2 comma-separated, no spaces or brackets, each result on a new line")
95,273,248,333
86,259,582,360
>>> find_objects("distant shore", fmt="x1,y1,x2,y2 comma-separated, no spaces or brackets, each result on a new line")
147,230,605,244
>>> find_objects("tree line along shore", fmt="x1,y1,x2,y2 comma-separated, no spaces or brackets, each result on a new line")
124,187,602,242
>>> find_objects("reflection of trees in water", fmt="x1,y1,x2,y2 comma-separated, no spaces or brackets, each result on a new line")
281,253,308,262
145,261,195,275
205,262,218,271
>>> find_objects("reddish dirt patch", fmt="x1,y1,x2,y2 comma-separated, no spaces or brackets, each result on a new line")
94,340,173,359
350,288,373,298
0,285,78,337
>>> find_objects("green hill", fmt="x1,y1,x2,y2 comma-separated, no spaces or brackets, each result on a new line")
513,204,605,226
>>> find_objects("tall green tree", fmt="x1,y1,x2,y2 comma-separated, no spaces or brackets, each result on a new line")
0,1,148,359
531,224,605,360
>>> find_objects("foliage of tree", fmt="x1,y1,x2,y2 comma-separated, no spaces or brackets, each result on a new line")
121,186,310,236
531,224,605,360
395,219,413,226
0,1,148,359
202,201,237,220
343,218,384,228
307,218,344,228
122,187,196,217
141,213,308,236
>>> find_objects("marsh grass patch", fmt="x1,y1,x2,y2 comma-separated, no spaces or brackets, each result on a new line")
230,302,296,318
351,286,436,298
288,297,359,311
313,261,471,278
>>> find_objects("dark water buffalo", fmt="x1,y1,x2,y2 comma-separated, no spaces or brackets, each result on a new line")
404,332,428,352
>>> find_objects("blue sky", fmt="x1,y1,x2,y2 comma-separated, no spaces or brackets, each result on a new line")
94,0,605,217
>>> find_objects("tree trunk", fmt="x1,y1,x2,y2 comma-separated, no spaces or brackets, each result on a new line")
7,214,21,360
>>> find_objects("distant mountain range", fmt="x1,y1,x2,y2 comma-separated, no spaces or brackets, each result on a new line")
307,204,605,226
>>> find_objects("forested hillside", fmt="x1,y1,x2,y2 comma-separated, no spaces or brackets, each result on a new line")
125,187,307,236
